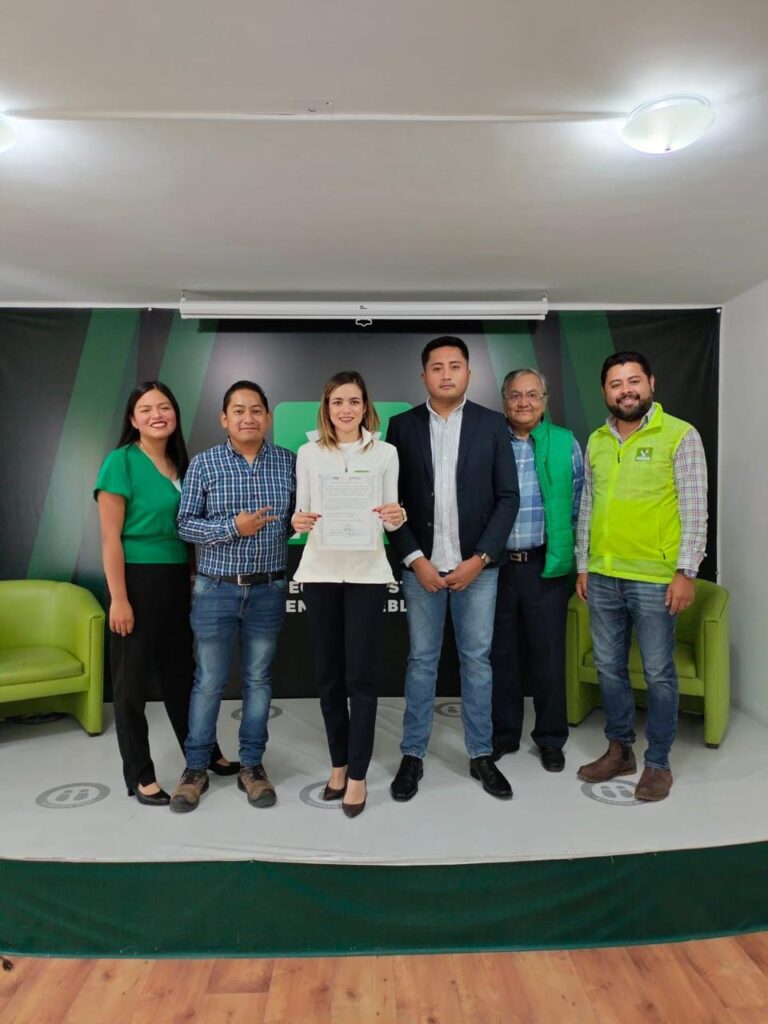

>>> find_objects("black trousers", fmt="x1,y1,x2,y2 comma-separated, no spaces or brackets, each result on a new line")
302,583,385,780
490,549,571,750
109,563,222,789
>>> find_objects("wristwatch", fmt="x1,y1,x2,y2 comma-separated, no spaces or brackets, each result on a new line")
475,551,493,567
676,568,697,579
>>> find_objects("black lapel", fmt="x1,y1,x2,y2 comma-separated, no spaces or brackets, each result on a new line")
413,405,434,486
456,400,476,477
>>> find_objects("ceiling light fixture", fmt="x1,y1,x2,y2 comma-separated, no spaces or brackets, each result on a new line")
179,296,549,322
621,95,715,154
0,114,17,154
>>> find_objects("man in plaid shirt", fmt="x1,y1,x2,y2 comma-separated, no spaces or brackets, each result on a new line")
490,368,583,774
575,352,708,802
170,380,295,813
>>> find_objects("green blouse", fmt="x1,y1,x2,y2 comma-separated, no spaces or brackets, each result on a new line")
94,444,189,564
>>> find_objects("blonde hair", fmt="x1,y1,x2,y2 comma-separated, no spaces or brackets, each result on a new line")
317,371,380,450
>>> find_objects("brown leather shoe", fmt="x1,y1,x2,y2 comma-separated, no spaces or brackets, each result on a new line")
169,768,209,813
577,740,637,782
238,765,277,807
635,765,673,801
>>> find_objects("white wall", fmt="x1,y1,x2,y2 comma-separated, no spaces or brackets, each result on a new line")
720,278,768,723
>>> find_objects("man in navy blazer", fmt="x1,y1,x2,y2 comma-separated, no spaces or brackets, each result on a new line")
387,336,520,800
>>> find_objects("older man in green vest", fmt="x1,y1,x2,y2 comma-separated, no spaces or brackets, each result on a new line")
490,368,583,773
575,351,708,801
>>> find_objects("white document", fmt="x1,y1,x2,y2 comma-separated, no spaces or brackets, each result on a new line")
318,474,377,551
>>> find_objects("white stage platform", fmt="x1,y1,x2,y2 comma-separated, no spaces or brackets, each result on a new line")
0,698,763,867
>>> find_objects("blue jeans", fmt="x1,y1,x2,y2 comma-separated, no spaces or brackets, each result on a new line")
185,576,287,770
400,567,498,760
587,572,679,770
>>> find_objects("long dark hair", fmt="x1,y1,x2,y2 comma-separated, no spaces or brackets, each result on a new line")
116,381,190,478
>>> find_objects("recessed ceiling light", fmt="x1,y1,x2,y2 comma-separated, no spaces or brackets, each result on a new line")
0,113,17,154
621,95,715,154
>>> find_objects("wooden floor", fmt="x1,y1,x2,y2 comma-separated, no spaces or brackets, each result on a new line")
2,933,768,1023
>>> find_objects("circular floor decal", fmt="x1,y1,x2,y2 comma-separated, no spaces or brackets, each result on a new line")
36,783,110,809
580,780,642,806
435,701,462,718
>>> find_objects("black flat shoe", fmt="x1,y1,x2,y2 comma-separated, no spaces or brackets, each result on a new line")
208,759,241,776
390,755,423,802
127,786,171,806
469,756,513,799
539,746,566,772
322,780,347,801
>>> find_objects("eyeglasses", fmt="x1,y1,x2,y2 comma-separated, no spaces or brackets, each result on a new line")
504,390,547,403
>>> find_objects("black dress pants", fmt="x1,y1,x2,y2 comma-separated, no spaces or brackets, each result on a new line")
490,549,571,750
109,563,222,789
302,583,385,780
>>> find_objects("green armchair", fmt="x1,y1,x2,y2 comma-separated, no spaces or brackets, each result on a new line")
0,580,105,734
565,578,730,747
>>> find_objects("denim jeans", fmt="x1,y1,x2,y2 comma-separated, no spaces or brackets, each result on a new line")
400,567,498,760
587,572,679,770
185,575,287,770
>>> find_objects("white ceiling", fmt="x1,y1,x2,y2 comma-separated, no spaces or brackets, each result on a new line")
1,0,767,306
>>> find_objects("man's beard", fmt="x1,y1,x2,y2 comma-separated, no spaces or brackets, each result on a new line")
608,393,653,423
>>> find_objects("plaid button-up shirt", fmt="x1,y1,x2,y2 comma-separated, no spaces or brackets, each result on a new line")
178,439,296,576
506,429,584,551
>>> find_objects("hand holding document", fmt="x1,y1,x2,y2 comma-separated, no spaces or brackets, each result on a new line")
317,474,377,550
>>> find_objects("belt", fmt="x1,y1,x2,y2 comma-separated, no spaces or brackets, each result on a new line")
506,546,546,563
402,565,492,574
201,571,285,586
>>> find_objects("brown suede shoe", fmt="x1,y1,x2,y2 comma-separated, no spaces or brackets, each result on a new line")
238,765,277,808
635,765,673,802
169,768,209,813
577,740,637,782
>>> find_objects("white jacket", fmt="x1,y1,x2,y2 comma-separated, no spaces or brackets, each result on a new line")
293,428,399,584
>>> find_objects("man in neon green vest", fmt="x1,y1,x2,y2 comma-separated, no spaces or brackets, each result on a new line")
575,352,708,801
491,368,583,773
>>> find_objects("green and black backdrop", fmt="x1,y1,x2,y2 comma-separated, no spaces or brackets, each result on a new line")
0,308,719,699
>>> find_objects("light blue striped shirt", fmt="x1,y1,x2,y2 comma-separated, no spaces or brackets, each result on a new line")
178,439,295,576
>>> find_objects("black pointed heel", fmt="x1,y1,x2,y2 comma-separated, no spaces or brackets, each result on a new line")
128,785,171,806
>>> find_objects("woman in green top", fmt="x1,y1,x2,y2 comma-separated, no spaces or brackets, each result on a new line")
96,382,235,806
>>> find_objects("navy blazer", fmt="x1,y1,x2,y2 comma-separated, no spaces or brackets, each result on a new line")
386,400,520,564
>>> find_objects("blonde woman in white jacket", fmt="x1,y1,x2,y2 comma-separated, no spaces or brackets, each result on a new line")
292,371,405,817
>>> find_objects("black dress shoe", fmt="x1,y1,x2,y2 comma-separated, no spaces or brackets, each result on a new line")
491,739,520,763
322,780,347,801
540,746,565,772
469,756,513,799
208,759,241,776
390,755,423,802
127,786,171,806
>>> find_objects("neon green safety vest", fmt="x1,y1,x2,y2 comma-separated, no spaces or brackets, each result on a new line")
587,404,690,584
529,419,576,578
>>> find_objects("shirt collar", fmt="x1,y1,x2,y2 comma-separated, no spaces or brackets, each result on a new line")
225,437,271,459
304,426,380,445
426,395,467,420
507,422,539,443
605,401,657,438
